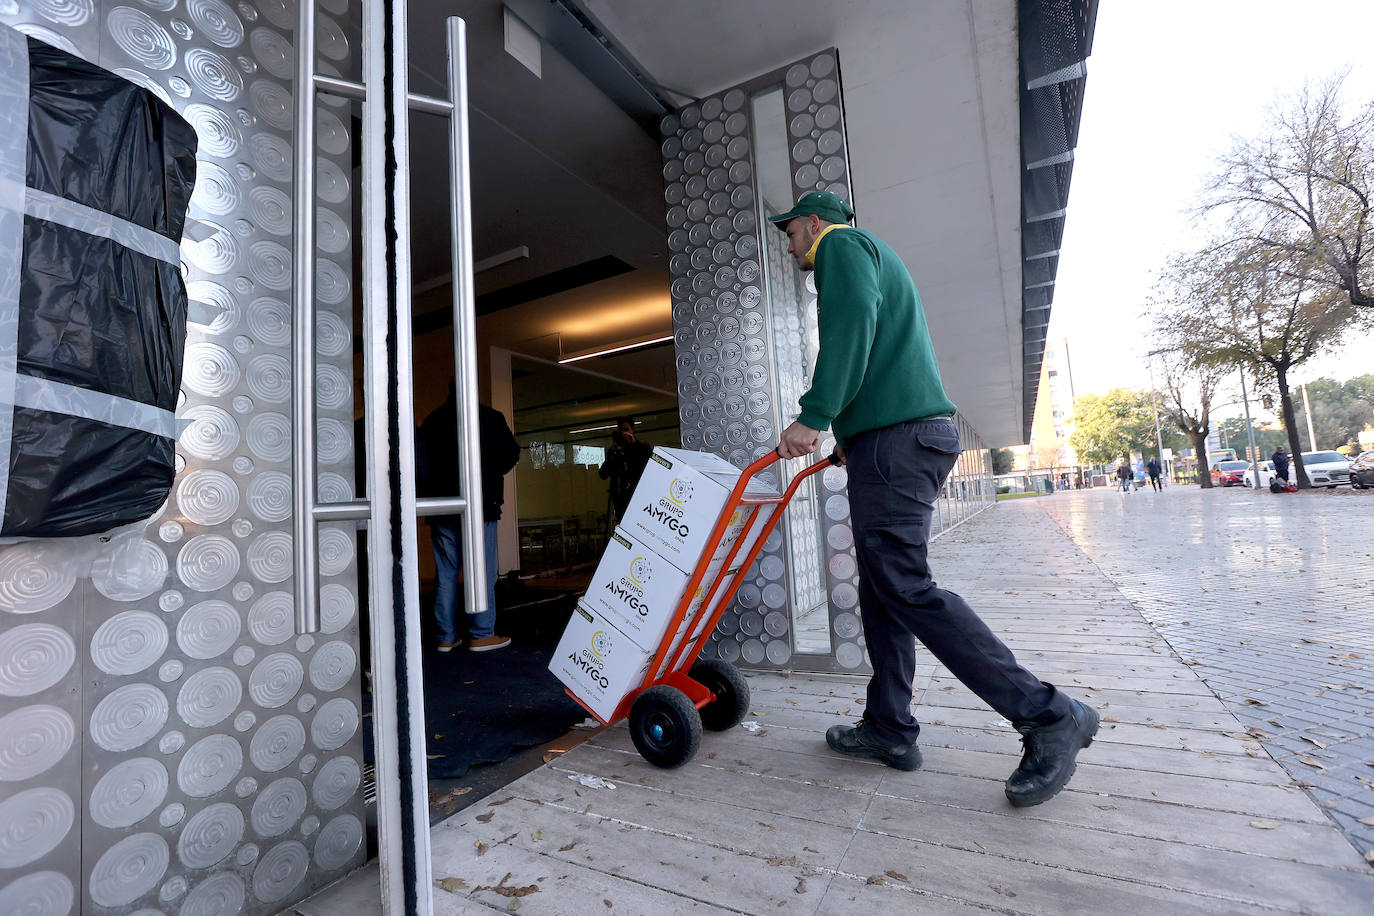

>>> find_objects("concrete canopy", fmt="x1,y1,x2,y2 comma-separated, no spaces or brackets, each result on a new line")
580,0,1029,446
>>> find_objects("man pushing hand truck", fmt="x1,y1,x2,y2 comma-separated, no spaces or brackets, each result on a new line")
771,191,1098,807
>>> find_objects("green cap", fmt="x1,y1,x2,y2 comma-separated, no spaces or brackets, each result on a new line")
767,190,855,229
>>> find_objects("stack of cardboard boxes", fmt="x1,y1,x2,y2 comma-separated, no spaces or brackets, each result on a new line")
550,447,778,721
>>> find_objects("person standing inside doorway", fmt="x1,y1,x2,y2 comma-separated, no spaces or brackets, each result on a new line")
1146,456,1162,492
1116,460,1133,493
598,416,653,522
1271,446,1290,486
417,384,520,653
772,190,1097,808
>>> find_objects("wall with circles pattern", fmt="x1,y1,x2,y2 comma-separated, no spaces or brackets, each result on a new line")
661,50,872,674
0,2,367,913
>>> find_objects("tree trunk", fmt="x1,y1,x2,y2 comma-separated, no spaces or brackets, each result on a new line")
1190,432,1213,488
1275,366,1311,489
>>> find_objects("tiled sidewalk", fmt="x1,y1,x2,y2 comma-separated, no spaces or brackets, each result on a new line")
1039,484,1374,859
300,496,1374,914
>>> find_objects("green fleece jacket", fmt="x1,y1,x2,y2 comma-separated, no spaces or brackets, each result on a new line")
795,227,957,445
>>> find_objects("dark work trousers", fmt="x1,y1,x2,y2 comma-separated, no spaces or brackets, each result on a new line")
846,418,1072,745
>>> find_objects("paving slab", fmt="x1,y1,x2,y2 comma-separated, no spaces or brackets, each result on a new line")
304,494,1374,913
409,502,1374,916
1039,486,1374,858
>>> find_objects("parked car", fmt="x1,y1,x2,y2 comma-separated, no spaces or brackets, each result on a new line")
1350,450,1374,489
1244,460,1274,489
1212,459,1250,487
1299,450,1353,488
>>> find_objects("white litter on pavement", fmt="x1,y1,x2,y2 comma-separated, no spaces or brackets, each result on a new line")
568,773,617,790
741,721,763,733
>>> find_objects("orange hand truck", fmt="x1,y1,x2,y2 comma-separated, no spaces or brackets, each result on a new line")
565,447,840,768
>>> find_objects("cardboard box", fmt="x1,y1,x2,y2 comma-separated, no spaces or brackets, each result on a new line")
620,446,779,575
585,528,738,654
550,603,653,723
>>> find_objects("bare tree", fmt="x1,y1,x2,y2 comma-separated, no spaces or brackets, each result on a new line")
1150,345,1221,489
1205,73,1374,313
1162,241,1352,488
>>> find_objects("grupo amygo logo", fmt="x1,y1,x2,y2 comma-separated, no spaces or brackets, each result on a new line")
629,556,652,585
668,477,694,505
590,630,613,659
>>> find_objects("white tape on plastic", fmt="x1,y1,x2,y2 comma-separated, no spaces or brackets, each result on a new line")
24,186,182,266
0,27,29,527
10,375,176,439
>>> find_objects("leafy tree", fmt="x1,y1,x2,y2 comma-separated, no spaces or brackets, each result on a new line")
1069,389,1158,468
990,447,1014,475
1289,374,1374,451
1205,73,1374,314
1216,417,1289,459
1159,241,1353,487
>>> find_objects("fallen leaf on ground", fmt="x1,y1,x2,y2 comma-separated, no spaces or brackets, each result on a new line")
1357,816,1374,827
885,870,909,882
436,877,468,893
767,855,797,867
1301,736,1327,749
475,841,489,856
795,878,808,894
490,796,516,807
560,842,578,852
1249,820,1280,830
474,872,539,898
866,876,885,886
531,829,544,842
476,812,494,823
1298,757,1327,770
1222,732,1250,740
1366,851,1374,866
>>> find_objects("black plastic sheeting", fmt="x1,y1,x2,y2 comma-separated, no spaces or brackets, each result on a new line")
8,37,196,536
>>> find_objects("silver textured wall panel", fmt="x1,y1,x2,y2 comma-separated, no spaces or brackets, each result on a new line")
663,50,994,675
0,2,367,913
661,49,868,674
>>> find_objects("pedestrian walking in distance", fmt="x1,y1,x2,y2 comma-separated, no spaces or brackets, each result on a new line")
1146,456,1162,492
772,190,1098,807
1116,460,1132,494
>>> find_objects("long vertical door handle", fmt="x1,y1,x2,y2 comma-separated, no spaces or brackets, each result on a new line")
446,18,488,622
292,0,319,634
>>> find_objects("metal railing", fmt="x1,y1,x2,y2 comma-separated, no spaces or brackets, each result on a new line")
931,414,995,539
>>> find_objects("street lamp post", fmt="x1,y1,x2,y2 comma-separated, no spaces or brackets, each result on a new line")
1146,359,1167,477
1301,382,1318,451
1238,369,1262,485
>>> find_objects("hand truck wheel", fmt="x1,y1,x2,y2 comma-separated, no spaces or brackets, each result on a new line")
629,685,702,769
690,658,750,731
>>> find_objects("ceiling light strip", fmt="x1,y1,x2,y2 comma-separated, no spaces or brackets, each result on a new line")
558,334,674,364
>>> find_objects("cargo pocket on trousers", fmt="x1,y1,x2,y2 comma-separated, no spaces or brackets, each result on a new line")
914,427,962,456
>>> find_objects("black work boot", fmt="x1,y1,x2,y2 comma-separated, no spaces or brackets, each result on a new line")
1005,700,1100,807
826,719,923,771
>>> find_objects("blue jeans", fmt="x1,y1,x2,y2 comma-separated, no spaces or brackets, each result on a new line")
431,520,499,643
846,418,1070,744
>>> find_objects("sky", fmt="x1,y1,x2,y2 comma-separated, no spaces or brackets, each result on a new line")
1048,1,1374,420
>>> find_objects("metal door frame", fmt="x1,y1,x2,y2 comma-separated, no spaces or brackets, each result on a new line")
291,3,483,911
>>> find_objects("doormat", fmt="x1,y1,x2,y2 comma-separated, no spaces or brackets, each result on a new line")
363,638,588,780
